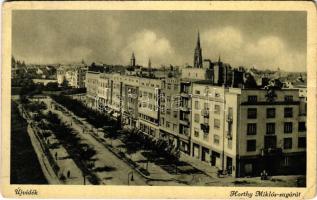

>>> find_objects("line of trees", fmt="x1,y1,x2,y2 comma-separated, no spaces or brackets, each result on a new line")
52,94,180,173
51,95,120,129
34,109,100,184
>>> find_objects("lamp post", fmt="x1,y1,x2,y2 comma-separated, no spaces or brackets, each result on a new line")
83,173,86,185
127,171,134,185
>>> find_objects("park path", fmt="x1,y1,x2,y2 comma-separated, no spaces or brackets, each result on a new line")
17,103,59,184
21,101,91,185
47,134,90,185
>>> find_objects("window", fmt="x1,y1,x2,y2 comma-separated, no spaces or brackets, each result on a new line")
248,95,257,102
195,90,200,95
284,107,293,118
247,108,257,119
247,140,256,152
285,95,293,102
167,96,171,103
228,107,233,118
247,123,257,135
298,122,306,132
173,111,178,118
213,135,220,145
194,114,200,123
203,133,208,141
227,139,232,149
166,122,170,128
204,102,209,110
214,105,220,114
194,101,199,109
214,119,220,129
298,137,306,148
161,117,165,126
266,108,276,118
284,122,293,133
266,123,275,134
174,84,178,90
284,138,292,149
264,135,277,149
173,124,177,131
194,128,199,137
166,109,171,115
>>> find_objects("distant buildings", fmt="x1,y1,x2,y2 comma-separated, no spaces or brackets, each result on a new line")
57,64,87,88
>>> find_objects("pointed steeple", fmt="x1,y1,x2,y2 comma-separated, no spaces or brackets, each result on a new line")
130,52,136,66
148,58,151,69
194,30,203,68
132,52,135,59
196,30,201,48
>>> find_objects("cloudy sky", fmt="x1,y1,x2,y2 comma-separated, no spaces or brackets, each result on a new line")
12,11,306,71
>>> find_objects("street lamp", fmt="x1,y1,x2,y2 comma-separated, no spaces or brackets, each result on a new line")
127,171,134,185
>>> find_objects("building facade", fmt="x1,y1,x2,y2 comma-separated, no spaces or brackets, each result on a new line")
190,82,306,177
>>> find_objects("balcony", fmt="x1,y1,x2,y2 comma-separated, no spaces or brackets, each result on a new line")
200,123,210,133
180,92,190,98
201,109,209,118
226,115,233,139
180,105,190,112
260,147,282,156
179,118,190,126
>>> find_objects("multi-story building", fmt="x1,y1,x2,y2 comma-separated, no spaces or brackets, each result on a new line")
159,77,181,148
121,75,140,128
191,82,306,177
108,74,123,118
97,72,111,112
57,64,87,88
86,69,100,109
138,77,162,138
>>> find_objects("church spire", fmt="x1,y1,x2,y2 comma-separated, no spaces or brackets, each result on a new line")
197,30,201,48
194,30,203,68
130,52,136,67
148,58,151,69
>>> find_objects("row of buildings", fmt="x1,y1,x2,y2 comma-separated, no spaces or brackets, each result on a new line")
56,64,87,88
83,33,307,178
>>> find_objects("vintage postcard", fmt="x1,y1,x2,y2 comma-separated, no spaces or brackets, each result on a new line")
1,1,316,199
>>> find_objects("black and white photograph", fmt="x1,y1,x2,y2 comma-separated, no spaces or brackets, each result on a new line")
2,1,317,198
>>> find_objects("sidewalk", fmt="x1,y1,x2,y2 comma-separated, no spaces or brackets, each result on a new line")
180,152,219,178
26,125,60,184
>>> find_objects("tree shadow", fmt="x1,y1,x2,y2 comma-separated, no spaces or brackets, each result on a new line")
49,142,60,149
58,155,71,160
93,165,116,172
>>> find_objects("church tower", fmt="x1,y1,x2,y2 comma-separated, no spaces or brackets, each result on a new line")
130,52,136,67
193,31,203,68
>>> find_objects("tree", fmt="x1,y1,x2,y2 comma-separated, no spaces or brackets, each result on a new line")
244,73,258,89
61,79,69,88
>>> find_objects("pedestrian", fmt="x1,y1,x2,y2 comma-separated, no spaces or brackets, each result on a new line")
67,170,71,178
55,152,58,160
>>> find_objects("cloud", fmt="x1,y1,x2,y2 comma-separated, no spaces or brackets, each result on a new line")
201,26,306,71
121,30,178,67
